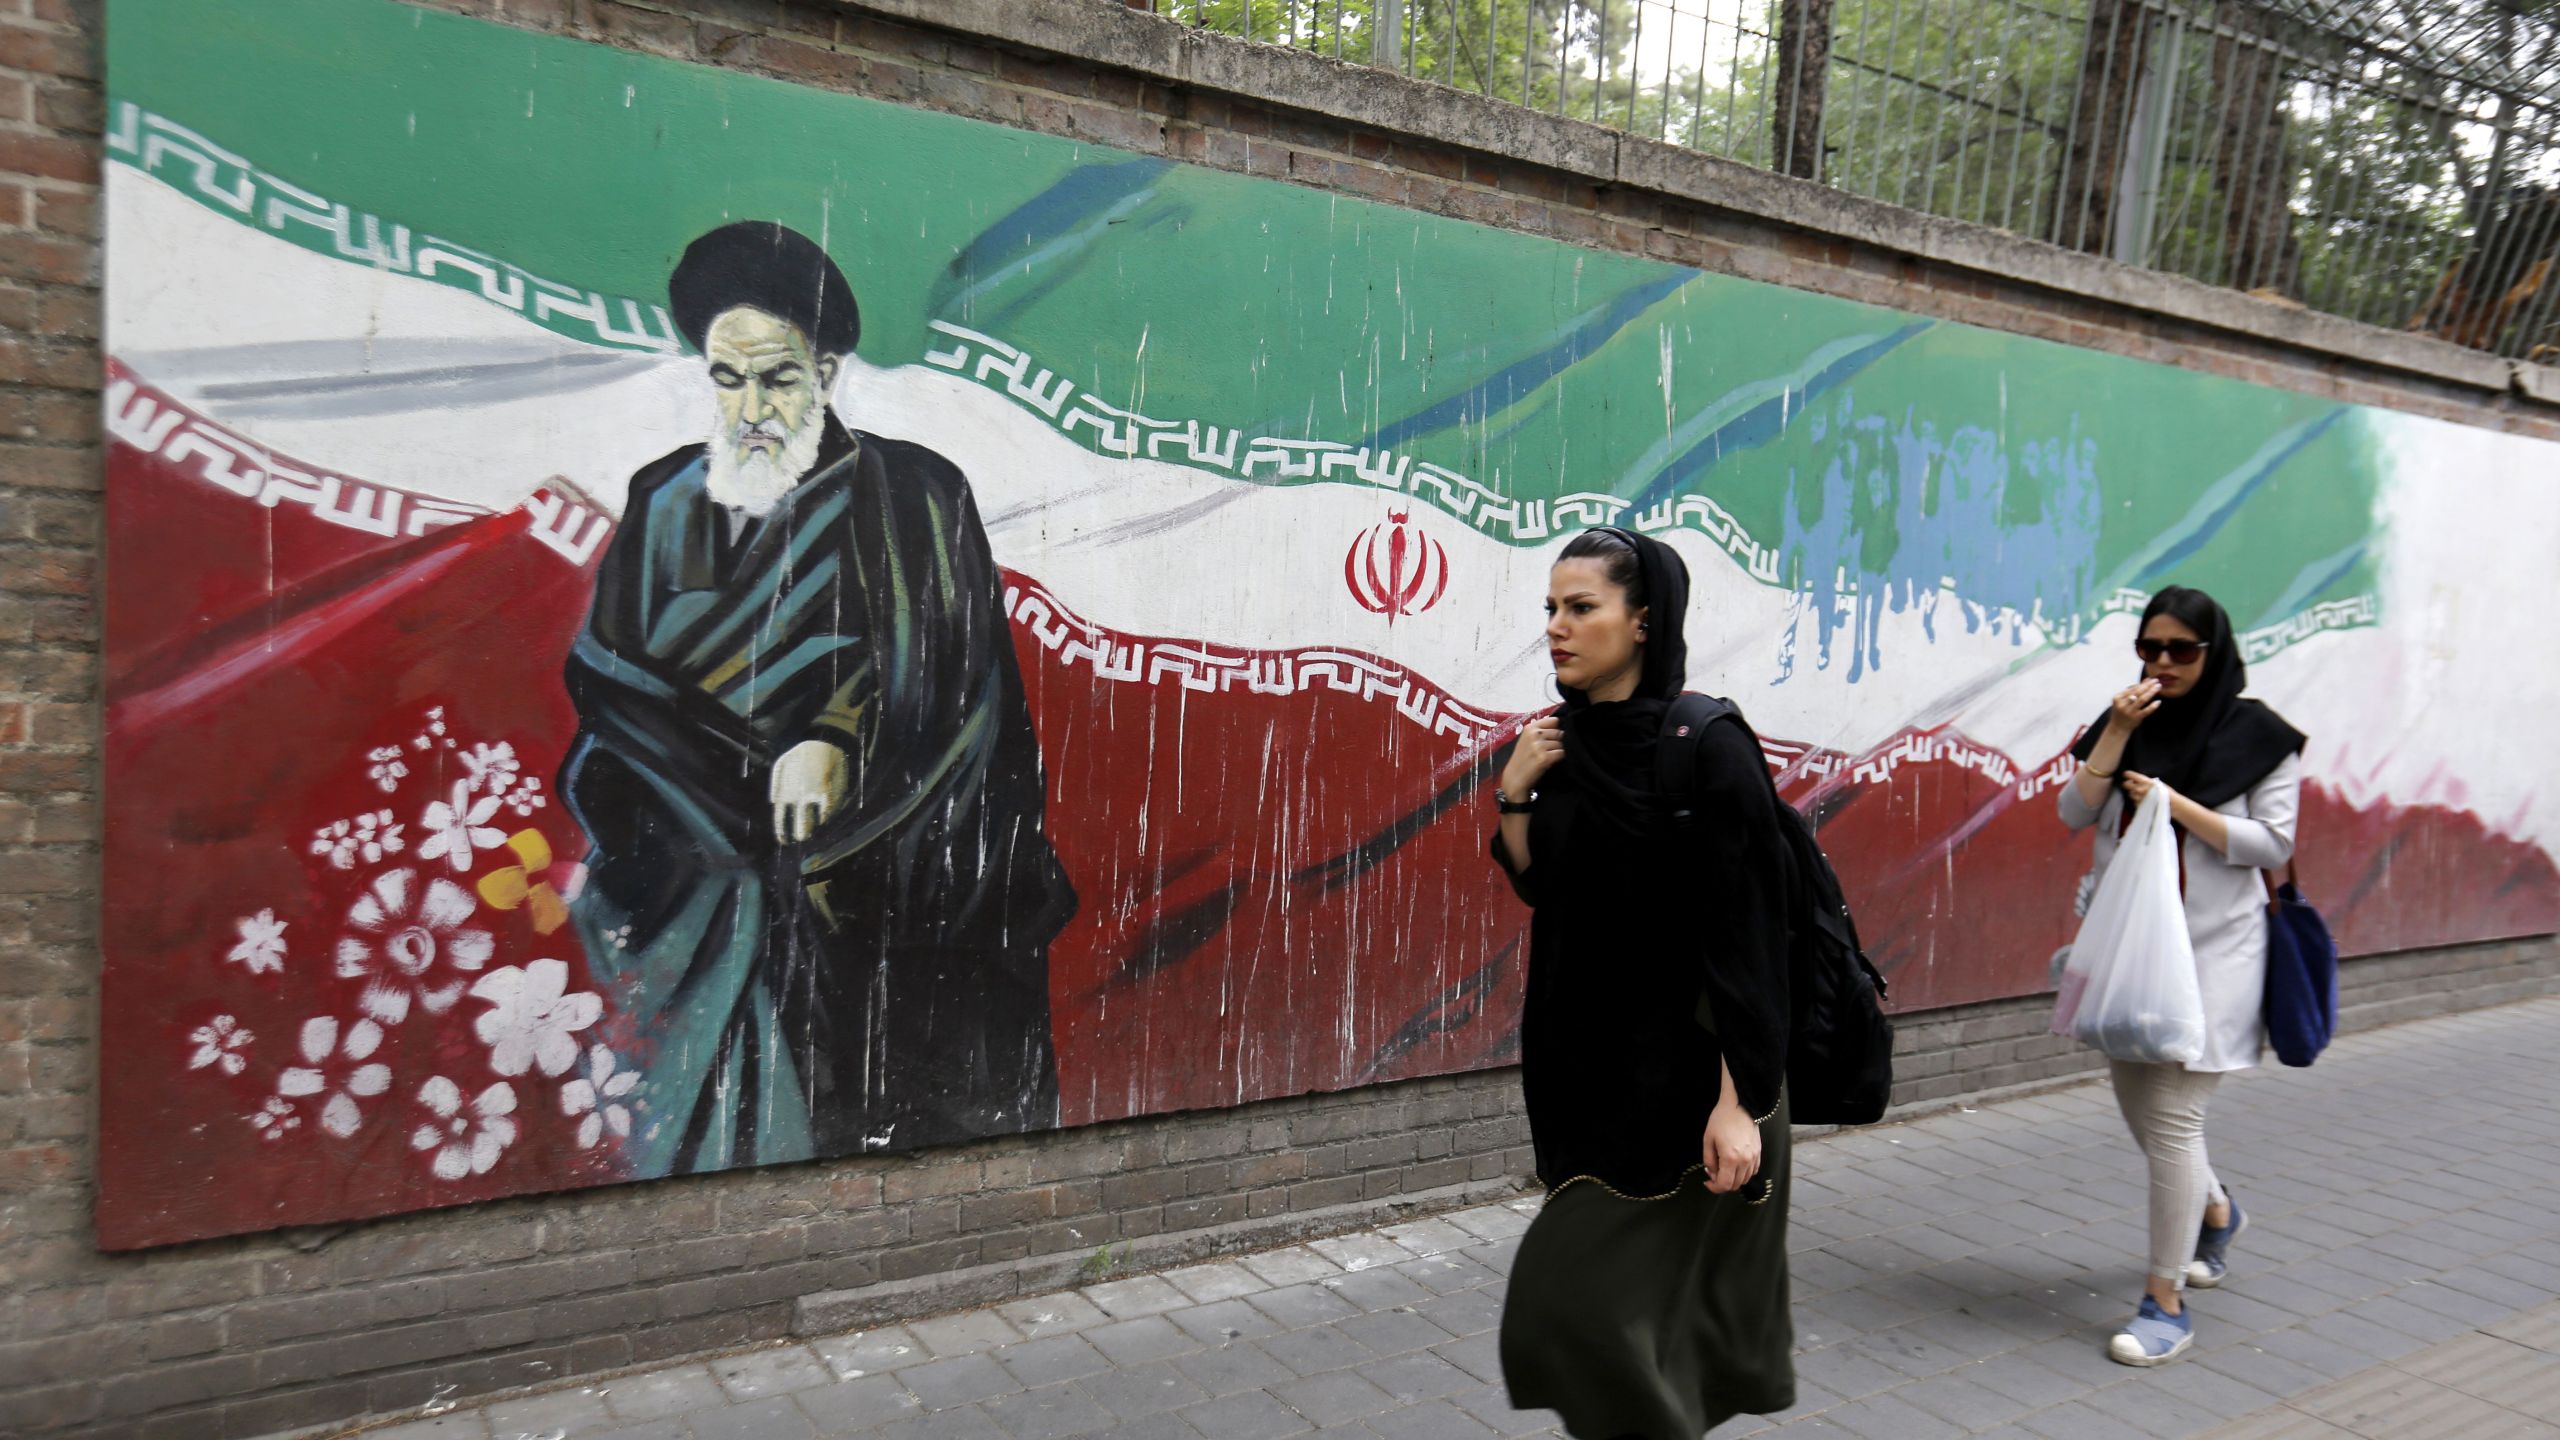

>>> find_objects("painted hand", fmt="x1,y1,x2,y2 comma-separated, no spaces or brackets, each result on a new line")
771,739,850,844
1701,1098,1762,1195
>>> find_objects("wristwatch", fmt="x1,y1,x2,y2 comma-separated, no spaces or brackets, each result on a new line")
1495,789,1537,814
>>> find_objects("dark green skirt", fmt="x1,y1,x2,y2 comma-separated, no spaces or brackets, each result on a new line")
1499,1093,1795,1439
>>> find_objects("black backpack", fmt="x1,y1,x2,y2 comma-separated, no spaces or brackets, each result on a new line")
1656,693,1895,1127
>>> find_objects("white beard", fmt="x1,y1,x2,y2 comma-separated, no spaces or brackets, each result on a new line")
705,402,829,517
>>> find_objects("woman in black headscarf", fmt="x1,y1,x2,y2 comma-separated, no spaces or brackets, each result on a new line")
2060,586,2305,1369
1489,527,1797,1438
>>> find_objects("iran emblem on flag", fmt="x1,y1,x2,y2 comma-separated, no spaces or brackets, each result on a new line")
1345,509,1450,621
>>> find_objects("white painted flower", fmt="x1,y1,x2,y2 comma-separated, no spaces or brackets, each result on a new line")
226,909,288,975
275,1015,393,1139
411,705,453,754
248,1096,301,1140
417,780,506,873
559,1045,639,1149
459,740,523,797
503,776,548,817
187,1014,254,1076
366,745,410,793
410,1076,517,1180
309,809,405,870
334,868,495,1024
469,958,602,1078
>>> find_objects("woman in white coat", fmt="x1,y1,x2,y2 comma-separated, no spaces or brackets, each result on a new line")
2060,585,2305,1368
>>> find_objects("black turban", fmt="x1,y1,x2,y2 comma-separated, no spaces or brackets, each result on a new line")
668,221,861,359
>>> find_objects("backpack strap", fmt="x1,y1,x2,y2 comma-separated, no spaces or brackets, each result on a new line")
1655,692,1738,825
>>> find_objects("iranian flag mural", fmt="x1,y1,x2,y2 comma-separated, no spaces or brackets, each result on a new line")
99,0,2558,1248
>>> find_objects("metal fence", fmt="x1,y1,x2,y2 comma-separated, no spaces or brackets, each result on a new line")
1142,0,2560,361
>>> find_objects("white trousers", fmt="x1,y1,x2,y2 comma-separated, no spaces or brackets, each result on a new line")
2108,1060,2229,1284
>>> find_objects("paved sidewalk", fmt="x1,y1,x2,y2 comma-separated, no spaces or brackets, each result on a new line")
351,997,2560,1440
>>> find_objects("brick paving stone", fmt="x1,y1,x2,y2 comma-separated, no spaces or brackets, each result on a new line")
1082,1275,1190,1320
1181,1388,1316,1440
865,1407,1005,1440
2199,1341,2341,1400
1170,1338,1297,1397
1336,1308,1461,1359
1249,1282,1367,1330
2075,1372,2229,1437
1821,1390,1968,1439
1081,1315,1205,1366
1263,1323,1381,1378
2109,1361,2292,1423
909,1311,1025,1360
1167,1296,1288,1345
1326,1267,1437,1313
587,1423,690,1440
1366,1397,1498,1440
989,1334,1112,1390
1444,1206,1531,1243
1309,1232,1415,1274
481,1384,615,1435
1392,1253,1504,1296
1242,1246,1348,1287
598,1365,730,1421
713,1345,838,1400
1164,1261,1270,1304
1445,1383,1556,1438
900,1353,1023,1411
688,1394,822,1440
1354,1350,1474,1404
1410,1287,1504,1340
1272,1369,1399,1426
969,1381,1117,1440
367,1418,495,1440
1891,1370,2034,1430
1079,1357,1210,1419
794,1374,926,1435
993,1293,1109,1340
1430,1333,1503,1387
1458,1239,1520,1278
812,1327,932,1380
1381,1218,1479,1258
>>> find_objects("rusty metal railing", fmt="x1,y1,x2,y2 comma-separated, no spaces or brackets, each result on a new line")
1141,0,2560,361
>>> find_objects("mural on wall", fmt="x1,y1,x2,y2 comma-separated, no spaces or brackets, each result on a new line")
99,0,2558,1248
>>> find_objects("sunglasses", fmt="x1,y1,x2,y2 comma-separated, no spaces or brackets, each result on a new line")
2135,639,2208,665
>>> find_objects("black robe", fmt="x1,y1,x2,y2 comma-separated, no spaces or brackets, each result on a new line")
560,415,1074,1175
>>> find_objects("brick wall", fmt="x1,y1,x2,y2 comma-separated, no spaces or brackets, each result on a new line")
3,1,2554,1436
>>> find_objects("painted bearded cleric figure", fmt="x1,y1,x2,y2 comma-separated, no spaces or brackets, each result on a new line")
561,221,1074,1177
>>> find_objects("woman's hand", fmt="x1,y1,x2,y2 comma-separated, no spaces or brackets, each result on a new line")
2127,772,2236,853
2107,679,2163,736
1501,715,1564,798
2121,770,2167,808
1701,1097,1762,1194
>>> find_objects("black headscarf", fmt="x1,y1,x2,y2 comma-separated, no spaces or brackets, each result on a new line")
2070,585,2306,810
1554,527,1692,837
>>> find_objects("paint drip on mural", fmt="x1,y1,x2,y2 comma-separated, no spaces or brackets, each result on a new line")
98,0,2559,1247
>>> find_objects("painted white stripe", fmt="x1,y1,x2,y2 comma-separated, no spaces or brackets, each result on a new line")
107,169,2559,858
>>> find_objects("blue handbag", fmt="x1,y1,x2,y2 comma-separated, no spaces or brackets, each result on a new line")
2261,864,2338,1067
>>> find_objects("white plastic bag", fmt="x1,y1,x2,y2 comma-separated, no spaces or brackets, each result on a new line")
2048,787,2204,1064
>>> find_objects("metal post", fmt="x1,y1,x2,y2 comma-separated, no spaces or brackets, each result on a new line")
2112,11,2180,265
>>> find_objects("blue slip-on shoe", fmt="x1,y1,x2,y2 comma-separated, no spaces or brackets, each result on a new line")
2107,1294,2194,1367
2187,1194,2248,1289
